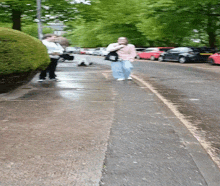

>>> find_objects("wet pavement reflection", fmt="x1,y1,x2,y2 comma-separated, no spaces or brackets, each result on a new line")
0,60,116,185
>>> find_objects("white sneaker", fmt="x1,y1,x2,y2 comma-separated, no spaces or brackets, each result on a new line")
49,78,60,82
127,76,132,80
38,79,45,82
117,78,125,81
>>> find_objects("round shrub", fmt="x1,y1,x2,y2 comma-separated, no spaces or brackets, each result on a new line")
0,27,50,75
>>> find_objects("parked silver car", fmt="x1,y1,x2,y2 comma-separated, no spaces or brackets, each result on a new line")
65,47,81,54
100,48,108,56
93,48,102,56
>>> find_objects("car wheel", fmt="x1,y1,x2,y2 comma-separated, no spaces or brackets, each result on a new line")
179,56,186,63
158,56,164,62
150,56,155,61
208,58,215,65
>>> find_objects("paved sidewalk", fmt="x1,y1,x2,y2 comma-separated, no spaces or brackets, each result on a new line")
0,59,220,185
0,62,114,185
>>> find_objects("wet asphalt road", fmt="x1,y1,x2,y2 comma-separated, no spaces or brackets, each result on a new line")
132,60,220,166
100,78,217,186
90,55,220,168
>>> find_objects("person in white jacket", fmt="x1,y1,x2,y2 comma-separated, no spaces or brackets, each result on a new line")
38,34,64,82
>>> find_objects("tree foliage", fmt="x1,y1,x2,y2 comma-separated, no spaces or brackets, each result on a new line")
22,24,54,38
65,0,220,47
1,0,220,47
0,0,78,31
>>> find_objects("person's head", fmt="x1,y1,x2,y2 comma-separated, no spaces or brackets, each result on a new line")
117,37,128,45
42,34,58,42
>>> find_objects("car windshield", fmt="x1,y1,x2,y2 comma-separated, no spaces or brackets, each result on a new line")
136,48,145,52
159,48,171,52
66,47,75,50
178,47,191,52
169,48,179,52
145,48,157,52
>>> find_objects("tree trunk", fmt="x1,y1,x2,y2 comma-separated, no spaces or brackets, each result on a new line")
12,9,22,31
207,5,216,48
207,16,216,48
208,31,216,48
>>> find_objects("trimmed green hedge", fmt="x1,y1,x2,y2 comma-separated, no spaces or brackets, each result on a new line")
0,27,50,75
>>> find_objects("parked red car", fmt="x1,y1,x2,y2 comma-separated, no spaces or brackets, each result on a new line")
208,52,220,65
137,47,174,60
135,48,146,59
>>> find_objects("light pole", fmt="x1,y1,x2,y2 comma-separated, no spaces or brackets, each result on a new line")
36,0,43,40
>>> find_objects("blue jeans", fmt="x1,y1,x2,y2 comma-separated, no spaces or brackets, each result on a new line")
111,60,133,79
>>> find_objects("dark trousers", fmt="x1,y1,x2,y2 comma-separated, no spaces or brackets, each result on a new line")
39,58,58,79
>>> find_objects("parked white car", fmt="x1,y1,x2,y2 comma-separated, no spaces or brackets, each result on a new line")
100,48,109,56
93,48,102,56
65,47,81,54
87,49,96,55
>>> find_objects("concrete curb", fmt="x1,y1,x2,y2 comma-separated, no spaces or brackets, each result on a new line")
0,82,35,101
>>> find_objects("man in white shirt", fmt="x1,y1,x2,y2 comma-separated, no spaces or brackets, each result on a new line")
38,34,64,81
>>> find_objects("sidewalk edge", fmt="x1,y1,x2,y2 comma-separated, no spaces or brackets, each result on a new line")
0,80,35,101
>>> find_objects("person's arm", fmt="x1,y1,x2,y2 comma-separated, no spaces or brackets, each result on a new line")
128,45,137,62
106,43,125,52
55,43,64,54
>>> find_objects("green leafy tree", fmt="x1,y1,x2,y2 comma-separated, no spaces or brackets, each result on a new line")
136,0,220,47
173,0,220,47
63,0,220,47
22,24,54,38
0,21,54,38
67,0,148,47
0,0,77,31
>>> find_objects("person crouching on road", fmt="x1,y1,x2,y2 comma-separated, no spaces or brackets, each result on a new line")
106,37,136,81
38,34,64,82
